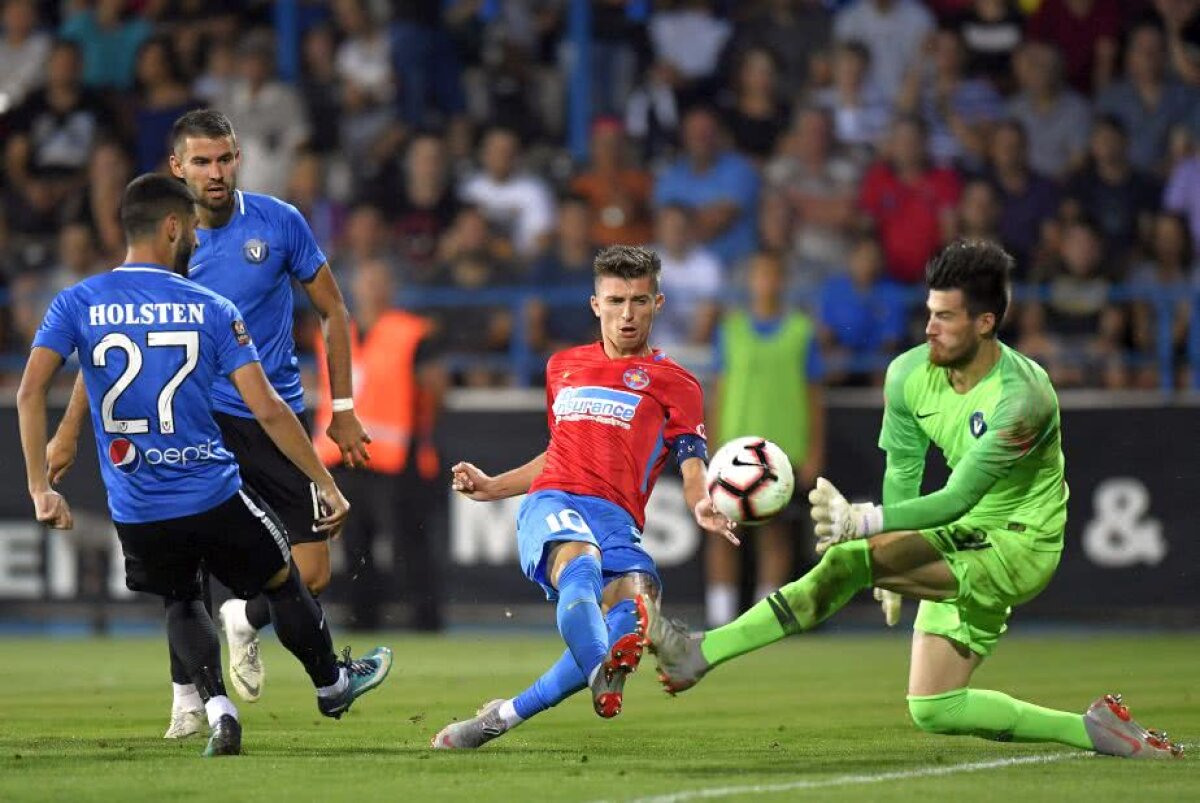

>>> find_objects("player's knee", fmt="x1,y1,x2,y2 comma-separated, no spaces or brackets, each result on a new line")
907,692,966,735
301,565,331,596
815,540,873,590
263,564,292,592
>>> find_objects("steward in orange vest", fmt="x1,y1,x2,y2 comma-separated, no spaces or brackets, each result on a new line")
313,310,439,478
313,258,445,631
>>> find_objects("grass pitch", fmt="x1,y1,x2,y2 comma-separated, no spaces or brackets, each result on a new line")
0,630,1194,802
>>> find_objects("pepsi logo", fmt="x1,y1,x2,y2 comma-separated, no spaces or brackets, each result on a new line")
109,438,141,475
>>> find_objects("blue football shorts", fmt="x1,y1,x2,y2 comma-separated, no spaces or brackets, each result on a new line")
516,489,662,600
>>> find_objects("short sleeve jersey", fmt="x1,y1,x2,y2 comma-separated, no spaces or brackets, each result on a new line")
877,342,1067,545
32,265,260,524
530,343,707,528
189,190,326,417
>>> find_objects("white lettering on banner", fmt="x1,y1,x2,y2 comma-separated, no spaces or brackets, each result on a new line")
450,494,523,565
449,479,699,568
0,519,131,600
0,524,41,598
1082,478,1166,568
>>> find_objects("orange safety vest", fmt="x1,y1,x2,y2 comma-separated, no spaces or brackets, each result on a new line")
313,310,434,475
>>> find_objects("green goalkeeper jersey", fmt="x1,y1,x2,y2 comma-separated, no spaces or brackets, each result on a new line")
876,342,1067,549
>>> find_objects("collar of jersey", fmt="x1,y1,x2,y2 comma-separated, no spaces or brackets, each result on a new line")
114,262,172,273
197,190,245,233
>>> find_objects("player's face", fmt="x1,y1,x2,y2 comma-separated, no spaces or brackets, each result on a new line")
925,289,991,368
591,275,664,356
170,136,239,212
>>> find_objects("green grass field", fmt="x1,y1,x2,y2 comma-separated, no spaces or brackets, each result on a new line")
0,631,1194,802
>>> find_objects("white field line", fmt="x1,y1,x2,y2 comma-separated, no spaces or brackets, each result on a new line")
596,752,1085,803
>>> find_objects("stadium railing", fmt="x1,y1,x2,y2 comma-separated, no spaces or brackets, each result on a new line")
1,282,1196,390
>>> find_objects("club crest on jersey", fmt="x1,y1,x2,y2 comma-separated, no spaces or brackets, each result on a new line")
552,386,641,429
970,411,987,438
243,238,269,264
109,438,141,475
622,367,650,391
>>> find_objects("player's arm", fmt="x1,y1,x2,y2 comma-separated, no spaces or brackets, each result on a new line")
46,371,90,485
880,389,1053,531
815,384,1054,543
302,263,371,468
230,361,349,535
879,363,928,507
451,451,547,502
681,455,739,546
17,347,74,529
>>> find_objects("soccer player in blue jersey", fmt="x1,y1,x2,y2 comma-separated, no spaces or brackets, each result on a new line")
18,174,392,757
49,110,370,737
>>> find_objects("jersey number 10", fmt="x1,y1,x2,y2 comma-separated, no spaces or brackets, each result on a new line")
92,331,199,435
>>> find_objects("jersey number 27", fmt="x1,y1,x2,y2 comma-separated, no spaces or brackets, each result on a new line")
92,331,199,435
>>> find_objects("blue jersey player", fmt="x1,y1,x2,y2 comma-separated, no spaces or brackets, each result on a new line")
50,110,369,737
18,174,392,757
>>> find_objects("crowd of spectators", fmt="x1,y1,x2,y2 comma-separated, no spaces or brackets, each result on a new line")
2,0,1200,389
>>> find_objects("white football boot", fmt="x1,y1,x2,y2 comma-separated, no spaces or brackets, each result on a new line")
219,598,264,703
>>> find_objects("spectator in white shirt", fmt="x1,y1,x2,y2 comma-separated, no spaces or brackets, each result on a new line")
459,125,556,258
834,0,934,105
333,0,392,106
0,0,51,114
652,203,723,349
217,32,310,197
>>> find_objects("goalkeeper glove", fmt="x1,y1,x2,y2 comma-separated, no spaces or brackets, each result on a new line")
873,588,902,627
808,477,883,555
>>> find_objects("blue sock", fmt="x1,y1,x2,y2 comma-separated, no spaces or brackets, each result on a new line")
554,554,607,681
512,598,641,721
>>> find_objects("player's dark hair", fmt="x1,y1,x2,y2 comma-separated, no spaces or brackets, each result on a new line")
120,173,197,241
171,108,236,155
925,240,1012,338
593,245,661,292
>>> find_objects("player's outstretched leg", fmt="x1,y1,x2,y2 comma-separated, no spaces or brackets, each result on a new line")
644,539,873,693
431,596,649,749
262,564,393,718
905,688,1184,758
553,553,611,702
164,598,241,757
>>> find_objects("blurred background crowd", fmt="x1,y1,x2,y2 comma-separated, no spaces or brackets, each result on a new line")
3,0,1200,390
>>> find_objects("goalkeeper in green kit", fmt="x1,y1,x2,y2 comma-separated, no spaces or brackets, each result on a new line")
641,241,1183,759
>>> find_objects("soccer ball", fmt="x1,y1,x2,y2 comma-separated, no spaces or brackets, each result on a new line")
706,437,795,525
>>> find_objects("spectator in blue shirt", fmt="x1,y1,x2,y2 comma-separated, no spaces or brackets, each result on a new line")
60,0,151,92
1096,21,1198,178
818,235,908,386
654,105,760,267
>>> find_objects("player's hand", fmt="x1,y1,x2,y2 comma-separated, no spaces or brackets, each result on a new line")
873,587,902,627
327,410,372,468
46,432,78,486
450,461,498,501
693,497,740,546
809,477,882,554
314,483,350,539
32,490,73,530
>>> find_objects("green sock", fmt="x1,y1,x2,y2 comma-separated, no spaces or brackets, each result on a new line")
908,688,1093,749
700,539,873,667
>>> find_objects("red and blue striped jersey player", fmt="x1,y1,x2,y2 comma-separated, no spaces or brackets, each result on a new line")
432,245,738,749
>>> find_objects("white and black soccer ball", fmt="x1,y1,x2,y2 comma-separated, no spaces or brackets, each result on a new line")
705,437,795,525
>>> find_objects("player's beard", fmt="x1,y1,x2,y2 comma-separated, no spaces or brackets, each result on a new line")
196,178,236,213
929,336,980,369
172,237,195,277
